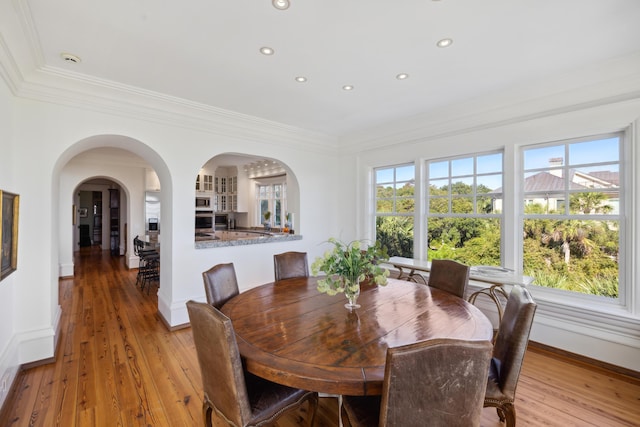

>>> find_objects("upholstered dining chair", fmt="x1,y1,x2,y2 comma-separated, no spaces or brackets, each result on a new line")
484,285,537,427
273,251,309,282
202,263,240,309
427,259,470,298
341,338,493,427
186,300,318,427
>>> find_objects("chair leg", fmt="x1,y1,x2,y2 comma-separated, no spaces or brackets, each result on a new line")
202,401,213,427
307,394,319,427
501,403,516,427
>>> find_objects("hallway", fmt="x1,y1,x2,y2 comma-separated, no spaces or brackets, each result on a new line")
1,247,202,425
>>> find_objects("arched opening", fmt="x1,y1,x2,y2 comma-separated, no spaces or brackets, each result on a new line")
53,137,172,317
194,153,301,243
73,177,125,254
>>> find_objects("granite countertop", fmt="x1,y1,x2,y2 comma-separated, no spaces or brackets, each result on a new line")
195,229,302,249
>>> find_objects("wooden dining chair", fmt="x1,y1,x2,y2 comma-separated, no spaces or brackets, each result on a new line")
202,263,240,309
186,300,318,427
484,285,537,427
273,251,309,281
427,259,470,298
341,338,493,427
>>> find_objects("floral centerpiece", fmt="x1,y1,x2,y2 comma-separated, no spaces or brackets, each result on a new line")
311,238,390,309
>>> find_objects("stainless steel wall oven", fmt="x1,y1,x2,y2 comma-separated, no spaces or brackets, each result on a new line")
195,211,213,231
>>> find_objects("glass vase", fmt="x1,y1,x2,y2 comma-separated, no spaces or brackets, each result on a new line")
343,275,361,310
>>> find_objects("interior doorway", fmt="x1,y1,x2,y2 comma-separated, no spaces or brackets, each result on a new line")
74,179,123,253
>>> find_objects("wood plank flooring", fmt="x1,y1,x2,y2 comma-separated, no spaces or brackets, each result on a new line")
1,246,639,426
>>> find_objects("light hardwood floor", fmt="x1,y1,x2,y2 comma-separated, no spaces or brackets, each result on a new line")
1,247,638,426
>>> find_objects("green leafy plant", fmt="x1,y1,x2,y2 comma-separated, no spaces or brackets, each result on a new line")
311,238,390,296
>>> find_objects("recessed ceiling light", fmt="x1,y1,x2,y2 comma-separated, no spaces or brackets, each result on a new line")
295,76,307,83
272,0,290,10
260,46,275,55
436,38,453,48
60,52,81,63
396,73,409,80
342,85,354,91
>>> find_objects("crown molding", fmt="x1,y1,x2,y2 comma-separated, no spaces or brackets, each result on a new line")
19,66,339,154
0,34,22,95
0,37,339,157
342,52,640,153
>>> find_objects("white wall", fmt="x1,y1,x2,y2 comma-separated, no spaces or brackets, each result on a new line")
0,63,19,409
2,89,342,377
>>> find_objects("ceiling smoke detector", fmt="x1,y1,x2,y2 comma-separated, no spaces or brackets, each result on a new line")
60,52,81,63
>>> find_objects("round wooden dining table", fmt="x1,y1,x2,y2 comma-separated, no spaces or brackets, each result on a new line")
221,277,493,396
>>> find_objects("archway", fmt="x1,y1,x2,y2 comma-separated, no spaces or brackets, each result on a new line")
53,136,172,315
73,177,124,253
196,153,301,235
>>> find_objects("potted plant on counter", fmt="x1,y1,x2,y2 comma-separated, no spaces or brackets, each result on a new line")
263,211,271,231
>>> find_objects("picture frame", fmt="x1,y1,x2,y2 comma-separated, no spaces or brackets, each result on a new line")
79,207,88,218
1,190,20,281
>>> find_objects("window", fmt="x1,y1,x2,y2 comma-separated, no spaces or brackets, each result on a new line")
426,152,503,265
522,134,621,299
257,183,286,226
374,164,415,257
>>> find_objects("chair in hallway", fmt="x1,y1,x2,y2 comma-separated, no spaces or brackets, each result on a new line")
273,251,309,281
427,259,470,298
202,263,240,309
186,300,318,427
341,338,493,427
484,285,537,427
133,235,160,294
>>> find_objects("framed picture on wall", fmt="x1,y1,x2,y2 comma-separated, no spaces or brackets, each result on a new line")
79,207,88,218
1,190,20,281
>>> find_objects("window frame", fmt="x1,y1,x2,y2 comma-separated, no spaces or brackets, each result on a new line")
256,181,287,226
373,163,416,258
425,150,505,265
520,132,626,306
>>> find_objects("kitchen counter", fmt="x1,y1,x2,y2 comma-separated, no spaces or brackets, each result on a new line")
195,229,302,249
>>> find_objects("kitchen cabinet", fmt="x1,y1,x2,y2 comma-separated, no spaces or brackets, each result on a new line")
196,173,213,193
215,167,238,212
228,175,238,211
203,174,213,191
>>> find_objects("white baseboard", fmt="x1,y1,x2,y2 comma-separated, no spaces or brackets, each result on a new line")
0,336,20,410
59,262,74,278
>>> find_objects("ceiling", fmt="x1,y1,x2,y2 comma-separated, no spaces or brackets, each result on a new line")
15,0,640,137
